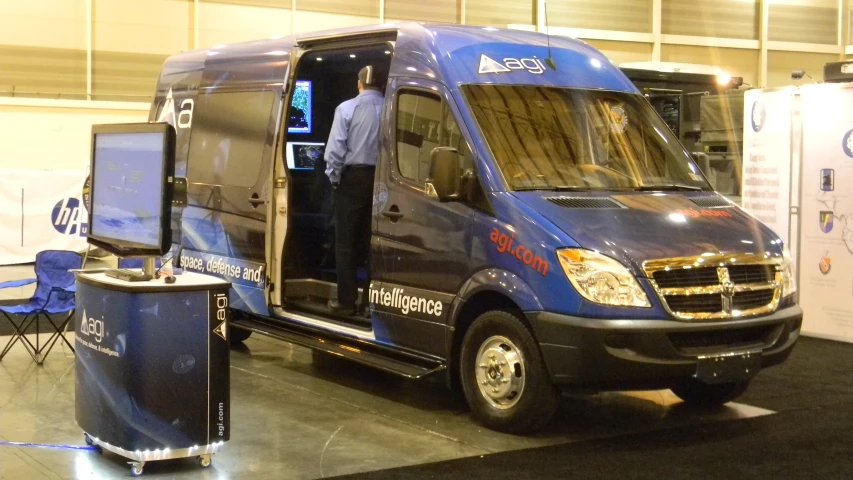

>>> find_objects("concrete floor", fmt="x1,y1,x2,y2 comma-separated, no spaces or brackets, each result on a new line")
0,258,774,479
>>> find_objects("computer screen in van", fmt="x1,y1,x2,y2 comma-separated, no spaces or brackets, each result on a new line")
286,142,325,170
288,80,312,134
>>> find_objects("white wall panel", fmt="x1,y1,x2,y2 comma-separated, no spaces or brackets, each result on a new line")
662,0,759,40
768,3,838,45
94,0,192,55
584,40,654,65
292,11,379,34
467,0,534,27
198,2,291,48
661,44,759,87
0,0,87,50
386,0,457,23
0,105,147,171
767,51,838,87
549,0,652,33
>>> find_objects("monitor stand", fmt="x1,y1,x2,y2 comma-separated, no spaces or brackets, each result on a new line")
142,257,157,278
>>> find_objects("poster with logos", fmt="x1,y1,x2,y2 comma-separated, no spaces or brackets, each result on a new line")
741,88,797,248
0,170,88,265
798,83,853,342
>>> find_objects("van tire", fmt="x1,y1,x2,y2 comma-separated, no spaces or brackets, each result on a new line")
229,327,252,345
670,378,751,407
460,310,559,434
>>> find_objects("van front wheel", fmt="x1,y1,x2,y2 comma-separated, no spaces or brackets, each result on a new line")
460,310,559,434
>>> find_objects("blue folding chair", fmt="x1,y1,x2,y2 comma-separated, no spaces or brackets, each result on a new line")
0,250,83,364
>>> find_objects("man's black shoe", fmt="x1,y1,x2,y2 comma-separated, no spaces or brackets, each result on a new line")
327,299,356,316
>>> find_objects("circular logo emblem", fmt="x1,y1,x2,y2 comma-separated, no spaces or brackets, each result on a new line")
843,130,853,158
51,198,87,236
609,105,628,133
82,176,91,212
751,101,766,133
372,182,388,216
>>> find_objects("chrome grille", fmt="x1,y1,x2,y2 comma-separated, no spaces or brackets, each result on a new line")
644,253,783,320
653,268,719,288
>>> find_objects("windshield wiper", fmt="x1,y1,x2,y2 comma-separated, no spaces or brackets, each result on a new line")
633,184,704,192
514,186,594,192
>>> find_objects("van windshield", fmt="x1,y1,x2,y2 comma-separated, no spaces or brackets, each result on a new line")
461,85,711,192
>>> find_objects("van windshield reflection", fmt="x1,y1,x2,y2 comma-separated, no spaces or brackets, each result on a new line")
461,85,711,192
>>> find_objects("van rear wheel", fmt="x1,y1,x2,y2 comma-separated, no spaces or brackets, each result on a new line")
229,327,252,346
460,310,559,434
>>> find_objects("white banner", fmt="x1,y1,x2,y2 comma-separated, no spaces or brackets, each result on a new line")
741,88,796,246
798,84,853,342
0,170,89,265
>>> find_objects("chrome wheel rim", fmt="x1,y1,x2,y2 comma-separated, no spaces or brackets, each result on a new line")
474,335,525,410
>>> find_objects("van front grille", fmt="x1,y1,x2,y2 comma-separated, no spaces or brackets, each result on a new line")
644,254,783,321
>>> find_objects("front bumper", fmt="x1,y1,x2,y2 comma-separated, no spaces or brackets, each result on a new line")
526,305,802,390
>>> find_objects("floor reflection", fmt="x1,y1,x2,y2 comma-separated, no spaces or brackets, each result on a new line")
0,333,773,480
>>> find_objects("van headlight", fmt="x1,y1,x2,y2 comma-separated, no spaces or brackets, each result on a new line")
557,249,651,308
781,247,797,298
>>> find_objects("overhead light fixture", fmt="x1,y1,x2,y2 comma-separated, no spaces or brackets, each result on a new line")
384,50,391,54
316,57,323,61
350,54,356,58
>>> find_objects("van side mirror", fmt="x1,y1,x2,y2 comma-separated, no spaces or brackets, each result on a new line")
426,147,461,202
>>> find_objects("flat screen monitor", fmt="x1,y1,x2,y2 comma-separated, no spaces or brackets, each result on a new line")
288,80,312,134
87,123,176,257
286,142,325,170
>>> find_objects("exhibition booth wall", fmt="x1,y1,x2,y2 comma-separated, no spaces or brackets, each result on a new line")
0,99,146,264
743,83,853,343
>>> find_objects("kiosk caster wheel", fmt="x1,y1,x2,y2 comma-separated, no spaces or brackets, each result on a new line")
130,462,145,477
83,433,102,454
197,454,212,468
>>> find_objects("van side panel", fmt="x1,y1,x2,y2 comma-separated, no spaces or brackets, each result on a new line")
176,42,290,315
150,50,206,178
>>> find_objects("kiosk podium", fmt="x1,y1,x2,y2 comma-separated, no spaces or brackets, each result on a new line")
74,271,231,476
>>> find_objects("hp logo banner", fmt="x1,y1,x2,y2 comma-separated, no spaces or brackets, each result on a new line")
51,198,88,236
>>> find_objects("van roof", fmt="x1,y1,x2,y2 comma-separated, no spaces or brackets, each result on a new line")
158,22,638,94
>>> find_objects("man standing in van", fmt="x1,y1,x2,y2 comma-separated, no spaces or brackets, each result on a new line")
325,65,384,316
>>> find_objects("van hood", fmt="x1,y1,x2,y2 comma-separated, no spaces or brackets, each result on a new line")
513,192,784,276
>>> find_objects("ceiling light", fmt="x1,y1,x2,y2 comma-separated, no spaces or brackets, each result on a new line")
349,54,356,58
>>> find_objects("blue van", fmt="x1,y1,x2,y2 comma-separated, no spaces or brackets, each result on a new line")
151,23,801,433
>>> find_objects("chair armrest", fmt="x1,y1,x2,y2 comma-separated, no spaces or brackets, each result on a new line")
0,278,37,289
51,284,77,294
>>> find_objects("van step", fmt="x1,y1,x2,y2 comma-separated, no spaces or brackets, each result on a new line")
231,314,446,379
286,299,372,329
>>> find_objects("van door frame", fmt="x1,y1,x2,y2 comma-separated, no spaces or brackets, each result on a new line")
268,31,398,309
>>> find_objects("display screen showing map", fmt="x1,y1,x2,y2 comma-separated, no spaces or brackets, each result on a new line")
288,80,312,134
90,132,165,248
286,142,325,170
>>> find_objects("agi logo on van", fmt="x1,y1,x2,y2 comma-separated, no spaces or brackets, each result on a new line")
478,54,547,75
489,228,549,276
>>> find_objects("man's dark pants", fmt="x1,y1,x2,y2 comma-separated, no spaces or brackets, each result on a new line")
334,165,375,308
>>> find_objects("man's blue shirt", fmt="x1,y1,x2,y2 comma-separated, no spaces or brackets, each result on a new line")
324,89,384,183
